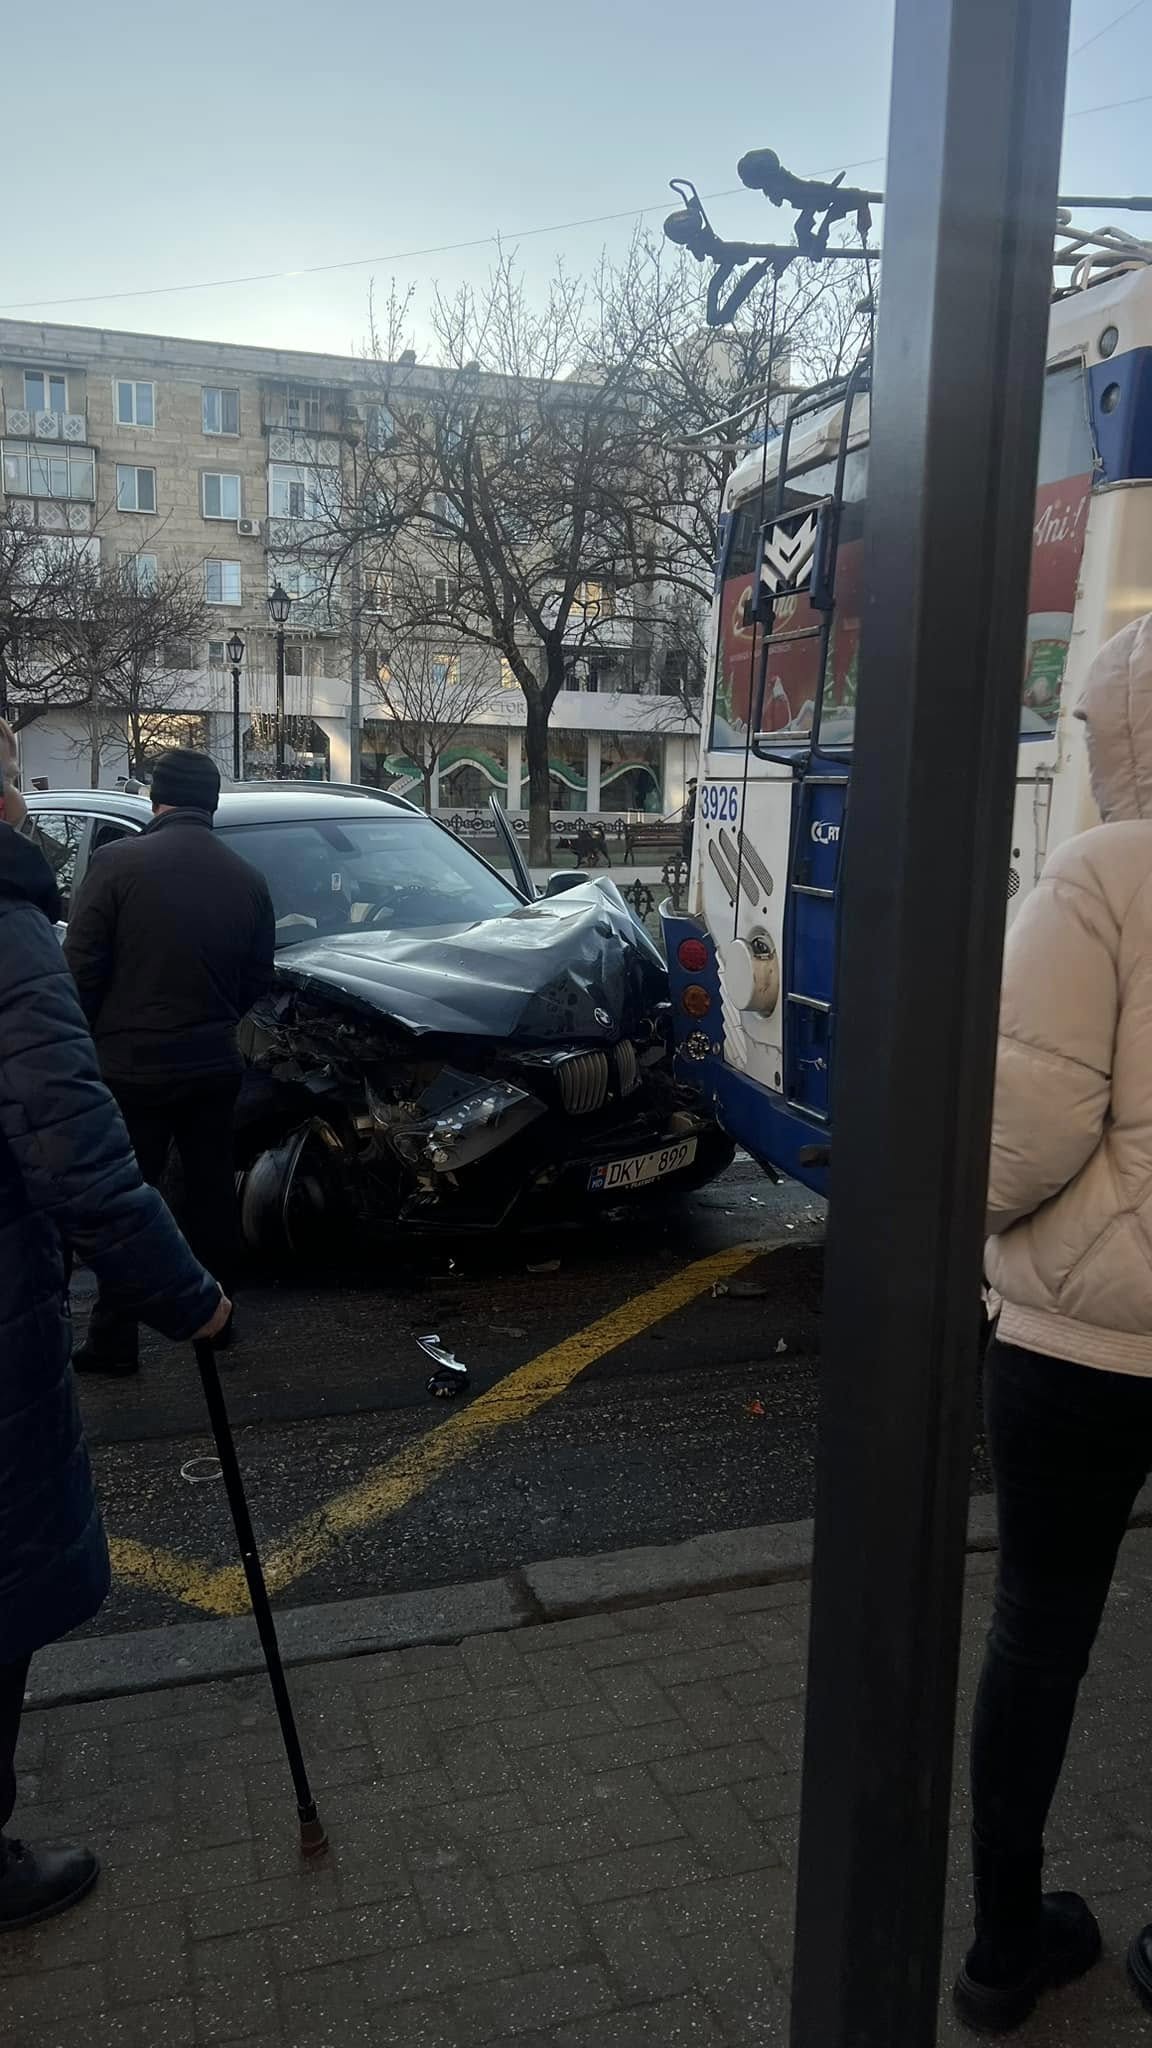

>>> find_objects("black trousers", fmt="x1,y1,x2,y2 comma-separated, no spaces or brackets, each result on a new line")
0,1658,32,1835
971,1337,1152,1935
87,1074,241,1365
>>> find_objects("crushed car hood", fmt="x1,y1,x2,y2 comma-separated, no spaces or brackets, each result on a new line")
273,885,668,1043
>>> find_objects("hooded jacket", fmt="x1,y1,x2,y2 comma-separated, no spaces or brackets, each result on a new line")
0,823,219,1658
987,611,1152,1374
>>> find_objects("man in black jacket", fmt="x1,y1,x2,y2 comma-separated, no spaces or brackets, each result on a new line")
64,749,275,1375
0,720,227,1925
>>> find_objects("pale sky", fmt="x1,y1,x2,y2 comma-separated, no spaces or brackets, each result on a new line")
3,0,1151,359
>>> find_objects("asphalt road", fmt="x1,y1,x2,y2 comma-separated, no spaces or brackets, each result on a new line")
69,1160,989,1638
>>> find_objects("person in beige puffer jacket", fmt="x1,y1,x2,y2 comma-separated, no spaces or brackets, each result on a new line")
954,612,1152,2035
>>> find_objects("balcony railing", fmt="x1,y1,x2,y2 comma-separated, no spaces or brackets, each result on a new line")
3,499,94,533
265,425,342,466
3,407,88,443
264,514,330,549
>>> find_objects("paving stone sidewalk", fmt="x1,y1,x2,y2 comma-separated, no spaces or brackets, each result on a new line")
8,1531,1152,2048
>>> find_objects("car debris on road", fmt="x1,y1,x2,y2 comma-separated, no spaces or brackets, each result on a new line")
417,1333,471,1399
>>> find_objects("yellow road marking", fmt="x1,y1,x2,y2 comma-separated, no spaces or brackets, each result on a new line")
107,1240,763,1618
106,1534,223,1608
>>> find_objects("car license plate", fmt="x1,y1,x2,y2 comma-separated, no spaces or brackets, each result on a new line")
589,1138,697,1192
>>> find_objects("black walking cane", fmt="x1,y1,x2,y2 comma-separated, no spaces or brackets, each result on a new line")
193,1338,328,1858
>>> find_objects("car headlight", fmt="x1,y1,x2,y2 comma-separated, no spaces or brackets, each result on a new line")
369,1069,545,1172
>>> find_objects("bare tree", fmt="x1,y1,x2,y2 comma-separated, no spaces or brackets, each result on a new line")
301,245,867,860
592,235,872,616
308,260,661,862
641,586,710,734
41,554,210,784
0,515,96,732
97,559,212,776
366,629,499,812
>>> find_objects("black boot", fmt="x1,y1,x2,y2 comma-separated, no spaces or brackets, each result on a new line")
953,1893,1102,2033
0,1837,99,1930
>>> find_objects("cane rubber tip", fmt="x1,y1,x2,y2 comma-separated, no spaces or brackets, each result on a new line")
299,1817,329,1859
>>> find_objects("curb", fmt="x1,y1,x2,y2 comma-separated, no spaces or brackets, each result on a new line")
28,1481,1152,1711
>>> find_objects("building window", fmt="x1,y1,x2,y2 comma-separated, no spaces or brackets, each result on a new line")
205,559,242,605
269,560,331,605
439,726,508,808
520,730,587,813
208,640,226,666
364,571,392,614
244,714,330,782
115,380,155,428
202,472,241,520
203,387,240,436
136,712,209,765
284,640,303,677
267,562,337,631
24,370,67,414
116,464,156,513
119,550,157,591
601,730,663,813
499,657,520,690
430,653,459,690
428,491,463,529
269,463,325,521
286,388,323,431
576,579,616,620
163,640,193,671
3,442,94,501
367,404,394,451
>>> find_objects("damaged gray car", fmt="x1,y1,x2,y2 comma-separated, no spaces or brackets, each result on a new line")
26,785,733,1258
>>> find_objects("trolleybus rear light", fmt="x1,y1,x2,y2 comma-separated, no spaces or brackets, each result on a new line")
681,985,712,1018
677,939,709,972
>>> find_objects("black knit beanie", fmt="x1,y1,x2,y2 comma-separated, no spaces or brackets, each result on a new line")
150,749,221,815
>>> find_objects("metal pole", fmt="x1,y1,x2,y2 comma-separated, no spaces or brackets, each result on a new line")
192,1340,327,1857
789,3,1072,2045
231,664,242,781
0,627,10,723
275,629,286,774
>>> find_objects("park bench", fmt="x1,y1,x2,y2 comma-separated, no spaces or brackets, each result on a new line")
621,818,687,863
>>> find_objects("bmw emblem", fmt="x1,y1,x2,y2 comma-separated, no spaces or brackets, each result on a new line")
594,1007,613,1029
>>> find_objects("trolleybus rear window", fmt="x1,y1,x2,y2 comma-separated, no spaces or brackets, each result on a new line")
711,449,866,749
710,361,1095,752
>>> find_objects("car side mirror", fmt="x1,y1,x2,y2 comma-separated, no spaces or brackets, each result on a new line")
545,871,586,898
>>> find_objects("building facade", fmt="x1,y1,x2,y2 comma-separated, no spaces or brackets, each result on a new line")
0,320,699,831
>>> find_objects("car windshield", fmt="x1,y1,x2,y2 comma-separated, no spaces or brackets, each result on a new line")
216,816,523,947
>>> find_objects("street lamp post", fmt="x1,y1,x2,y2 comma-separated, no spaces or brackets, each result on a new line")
267,583,292,775
0,622,11,724
226,631,245,781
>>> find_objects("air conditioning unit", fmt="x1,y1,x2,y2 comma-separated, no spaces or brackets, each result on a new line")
236,517,262,539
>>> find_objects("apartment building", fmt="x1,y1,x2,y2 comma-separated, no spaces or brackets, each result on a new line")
0,319,698,823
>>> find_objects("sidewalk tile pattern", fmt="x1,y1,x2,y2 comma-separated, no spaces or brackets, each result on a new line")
7,1534,1152,2044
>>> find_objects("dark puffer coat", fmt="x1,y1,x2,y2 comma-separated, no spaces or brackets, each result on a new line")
0,825,219,1660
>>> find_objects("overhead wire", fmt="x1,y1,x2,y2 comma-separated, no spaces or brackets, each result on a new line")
1,91,1150,320
1070,0,1150,57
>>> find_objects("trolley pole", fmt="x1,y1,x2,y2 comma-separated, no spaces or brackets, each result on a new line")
789,3,1072,2045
